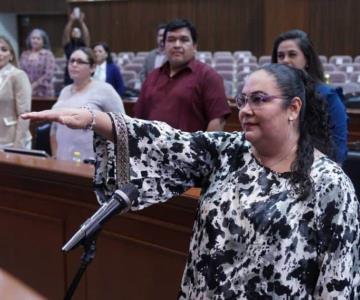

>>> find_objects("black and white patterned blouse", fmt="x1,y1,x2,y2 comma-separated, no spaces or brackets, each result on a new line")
94,113,360,299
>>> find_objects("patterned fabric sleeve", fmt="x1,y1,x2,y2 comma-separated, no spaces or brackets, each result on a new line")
93,112,240,209
314,169,360,298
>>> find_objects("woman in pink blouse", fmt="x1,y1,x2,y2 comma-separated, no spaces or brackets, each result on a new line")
20,28,55,97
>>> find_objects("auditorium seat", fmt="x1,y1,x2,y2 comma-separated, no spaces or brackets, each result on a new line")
318,55,327,64
214,57,235,64
121,70,137,83
53,79,64,97
136,51,149,57
349,72,360,83
342,150,360,199
33,122,52,156
117,56,130,67
258,55,271,65
213,51,233,58
233,51,253,59
118,51,135,61
329,55,353,66
327,71,347,84
124,63,143,74
223,80,234,97
55,57,66,69
338,63,360,75
217,70,234,82
236,71,250,83
196,56,212,65
354,56,360,64
197,51,212,59
125,78,142,90
237,63,258,73
214,63,235,72
53,70,64,81
341,82,360,96
322,63,337,72
132,57,146,64
236,56,257,64
236,81,245,96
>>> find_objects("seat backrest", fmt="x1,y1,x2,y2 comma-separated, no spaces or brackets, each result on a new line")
217,70,234,82
258,55,271,65
327,71,347,83
33,122,52,156
350,72,360,83
322,63,337,72
237,63,258,73
214,63,235,72
233,50,253,60
329,55,353,65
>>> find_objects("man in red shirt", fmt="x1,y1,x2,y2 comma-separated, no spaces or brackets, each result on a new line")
134,19,230,132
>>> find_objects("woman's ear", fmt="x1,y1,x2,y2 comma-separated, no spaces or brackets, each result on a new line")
288,96,302,121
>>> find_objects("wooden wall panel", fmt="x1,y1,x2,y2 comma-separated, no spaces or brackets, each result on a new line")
309,0,360,57
8,0,360,57
263,0,310,55
0,0,66,13
194,0,263,53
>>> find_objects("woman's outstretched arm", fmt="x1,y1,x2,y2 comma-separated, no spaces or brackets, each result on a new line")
21,108,114,141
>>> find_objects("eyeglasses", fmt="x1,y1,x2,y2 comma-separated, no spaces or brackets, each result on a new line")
69,58,90,65
235,92,281,109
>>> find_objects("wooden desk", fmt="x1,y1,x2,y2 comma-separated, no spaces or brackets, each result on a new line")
0,152,197,299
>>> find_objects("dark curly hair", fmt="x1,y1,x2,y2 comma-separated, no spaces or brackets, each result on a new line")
271,29,325,83
259,64,335,200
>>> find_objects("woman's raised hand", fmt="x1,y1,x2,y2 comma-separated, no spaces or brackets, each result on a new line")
21,108,92,130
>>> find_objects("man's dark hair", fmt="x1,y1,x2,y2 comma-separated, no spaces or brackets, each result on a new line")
163,19,197,44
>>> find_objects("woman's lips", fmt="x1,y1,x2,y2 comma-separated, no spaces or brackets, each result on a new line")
242,122,257,130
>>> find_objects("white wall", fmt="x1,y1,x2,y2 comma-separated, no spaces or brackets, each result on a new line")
0,13,19,56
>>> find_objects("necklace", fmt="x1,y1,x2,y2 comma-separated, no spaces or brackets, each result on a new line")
251,144,297,170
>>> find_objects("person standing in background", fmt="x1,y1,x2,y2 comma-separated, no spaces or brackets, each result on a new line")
271,29,348,164
135,19,230,132
22,64,360,299
0,36,32,149
93,42,125,97
20,28,55,97
139,23,167,83
50,47,124,162
62,8,90,86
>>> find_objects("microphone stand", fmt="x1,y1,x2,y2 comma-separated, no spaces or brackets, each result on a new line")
63,232,98,300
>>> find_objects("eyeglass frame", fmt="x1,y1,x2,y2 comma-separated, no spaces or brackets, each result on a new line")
234,92,282,110
68,58,91,65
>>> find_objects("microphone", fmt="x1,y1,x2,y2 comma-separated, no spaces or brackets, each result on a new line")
62,183,139,252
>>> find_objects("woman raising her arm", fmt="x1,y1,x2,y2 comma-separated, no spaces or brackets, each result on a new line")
22,64,360,299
